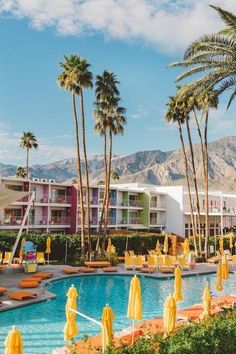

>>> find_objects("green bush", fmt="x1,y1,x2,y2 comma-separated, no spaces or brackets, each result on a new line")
103,310,236,354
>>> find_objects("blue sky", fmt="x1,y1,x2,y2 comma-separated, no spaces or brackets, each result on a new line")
0,0,236,165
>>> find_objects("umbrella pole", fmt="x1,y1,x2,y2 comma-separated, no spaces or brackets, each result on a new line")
47,253,49,265
65,239,68,265
132,319,135,345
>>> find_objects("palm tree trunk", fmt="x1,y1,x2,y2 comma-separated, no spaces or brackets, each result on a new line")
26,148,29,179
178,121,198,256
186,117,202,256
72,93,85,256
104,129,113,247
79,88,92,257
204,108,210,258
97,132,108,252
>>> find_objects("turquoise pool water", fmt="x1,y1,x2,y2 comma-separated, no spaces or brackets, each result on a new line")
0,273,235,354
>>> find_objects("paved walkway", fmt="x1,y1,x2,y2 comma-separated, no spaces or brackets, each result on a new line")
0,262,221,313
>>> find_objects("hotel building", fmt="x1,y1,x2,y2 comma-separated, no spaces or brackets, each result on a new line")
0,178,235,237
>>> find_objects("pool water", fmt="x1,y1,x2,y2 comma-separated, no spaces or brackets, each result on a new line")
0,273,235,354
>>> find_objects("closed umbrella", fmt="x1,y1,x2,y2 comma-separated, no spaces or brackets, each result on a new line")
183,238,190,256
201,284,211,319
64,284,78,341
19,238,26,259
229,233,233,253
173,266,182,302
164,234,168,254
216,262,223,292
127,275,142,344
219,236,224,255
45,236,51,265
221,254,229,280
101,304,115,348
163,295,176,336
155,239,161,255
171,235,177,256
4,326,23,354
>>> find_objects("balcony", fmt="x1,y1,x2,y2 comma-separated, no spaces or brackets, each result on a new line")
129,200,142,208
50,196,71,204
117,217,128,224
34,195,49,203
49,216,71,225
108,217,116,225
28,217,48,226
2,216,23,226
77,217,98,225
150,201,157,208
129,217,141,224
90,197,98,205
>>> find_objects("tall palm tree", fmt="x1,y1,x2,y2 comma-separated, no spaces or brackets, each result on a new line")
169,6,236,108
16,166,27,179
165,95,198,256
94,71,120,246
105,102,126,236
57,55,86,256
20,132,38,178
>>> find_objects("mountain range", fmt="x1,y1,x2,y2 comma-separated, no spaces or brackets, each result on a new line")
1,136,236,191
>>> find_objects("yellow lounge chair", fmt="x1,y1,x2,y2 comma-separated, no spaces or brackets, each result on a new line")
134,256,142,269
124,251,130,258
124,256,134,270
129,250,136,258
147,256,156,268
3,252,11,265
37,252,46,265
156,256,164,268
178,256,189,270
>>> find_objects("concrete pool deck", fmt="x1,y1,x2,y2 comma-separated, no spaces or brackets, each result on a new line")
0,262,234,313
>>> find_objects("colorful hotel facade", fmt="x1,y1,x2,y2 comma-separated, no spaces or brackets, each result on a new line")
0,177,236,237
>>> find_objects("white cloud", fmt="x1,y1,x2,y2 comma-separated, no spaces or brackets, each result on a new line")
0,121,75,164
130,104,149,119
1,0,236,53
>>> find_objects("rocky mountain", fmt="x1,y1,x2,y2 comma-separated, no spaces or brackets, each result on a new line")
1,136,236,191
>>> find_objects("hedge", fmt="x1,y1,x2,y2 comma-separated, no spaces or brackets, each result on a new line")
101,309,236,354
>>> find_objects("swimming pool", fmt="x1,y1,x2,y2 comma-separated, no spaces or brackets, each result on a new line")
0,273,235,354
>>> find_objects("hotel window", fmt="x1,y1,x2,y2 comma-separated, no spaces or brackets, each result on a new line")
5,184,23,192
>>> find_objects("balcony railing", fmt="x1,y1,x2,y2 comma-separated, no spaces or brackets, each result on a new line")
99,197,117,206
150,201,157,208
129,217,141,224
117,217,128,224
129,200,142,208
28,217,48,225
35,195,49,203
50,196,71,204
118,201,129,207
2,216,23,225
90,197,98,205
49,217,71,225
108,217,116,225
150,218,158,225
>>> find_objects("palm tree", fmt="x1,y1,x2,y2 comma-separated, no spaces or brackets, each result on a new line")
20,132,38,178
169,6,236,108
16,166,27,179
165,95,198,256
94,71,120,245
112,171,120,181
57,55,86,256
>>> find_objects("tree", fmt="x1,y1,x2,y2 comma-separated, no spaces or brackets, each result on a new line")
165,95,198,256
16,166,27,179
112,171,120,181
94,71,120,246
19,132,38,178
57,55,93,256
169,6,236,108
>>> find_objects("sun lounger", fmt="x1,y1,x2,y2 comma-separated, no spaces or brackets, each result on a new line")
139,268,156,274
211,295,236,308
62,268,80,274
32,272,53,279
177,306,220,321
125,256,134,270
19,280,39,288
102,267,118,272
84,261,111,268
207,256,220,264
22,277,42,282
159,267,174,273
0,287,7,295
8,291,37,301
79,267,97,273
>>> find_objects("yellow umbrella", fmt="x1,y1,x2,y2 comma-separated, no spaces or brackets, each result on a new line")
45,236,51,265
163,295,176,336
219,236,224,255
201,284,211,319
64,284,78,341
4,326,23,354
19,238,26,258
229,233,233,250
127,275,142,344
173,266,182,302
101,304,115,348
155,239,161,255
216,262,223,292
221,254,229,280
106,238,112,254
163,234,169,254
171,235,177,256
183,238,190,256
